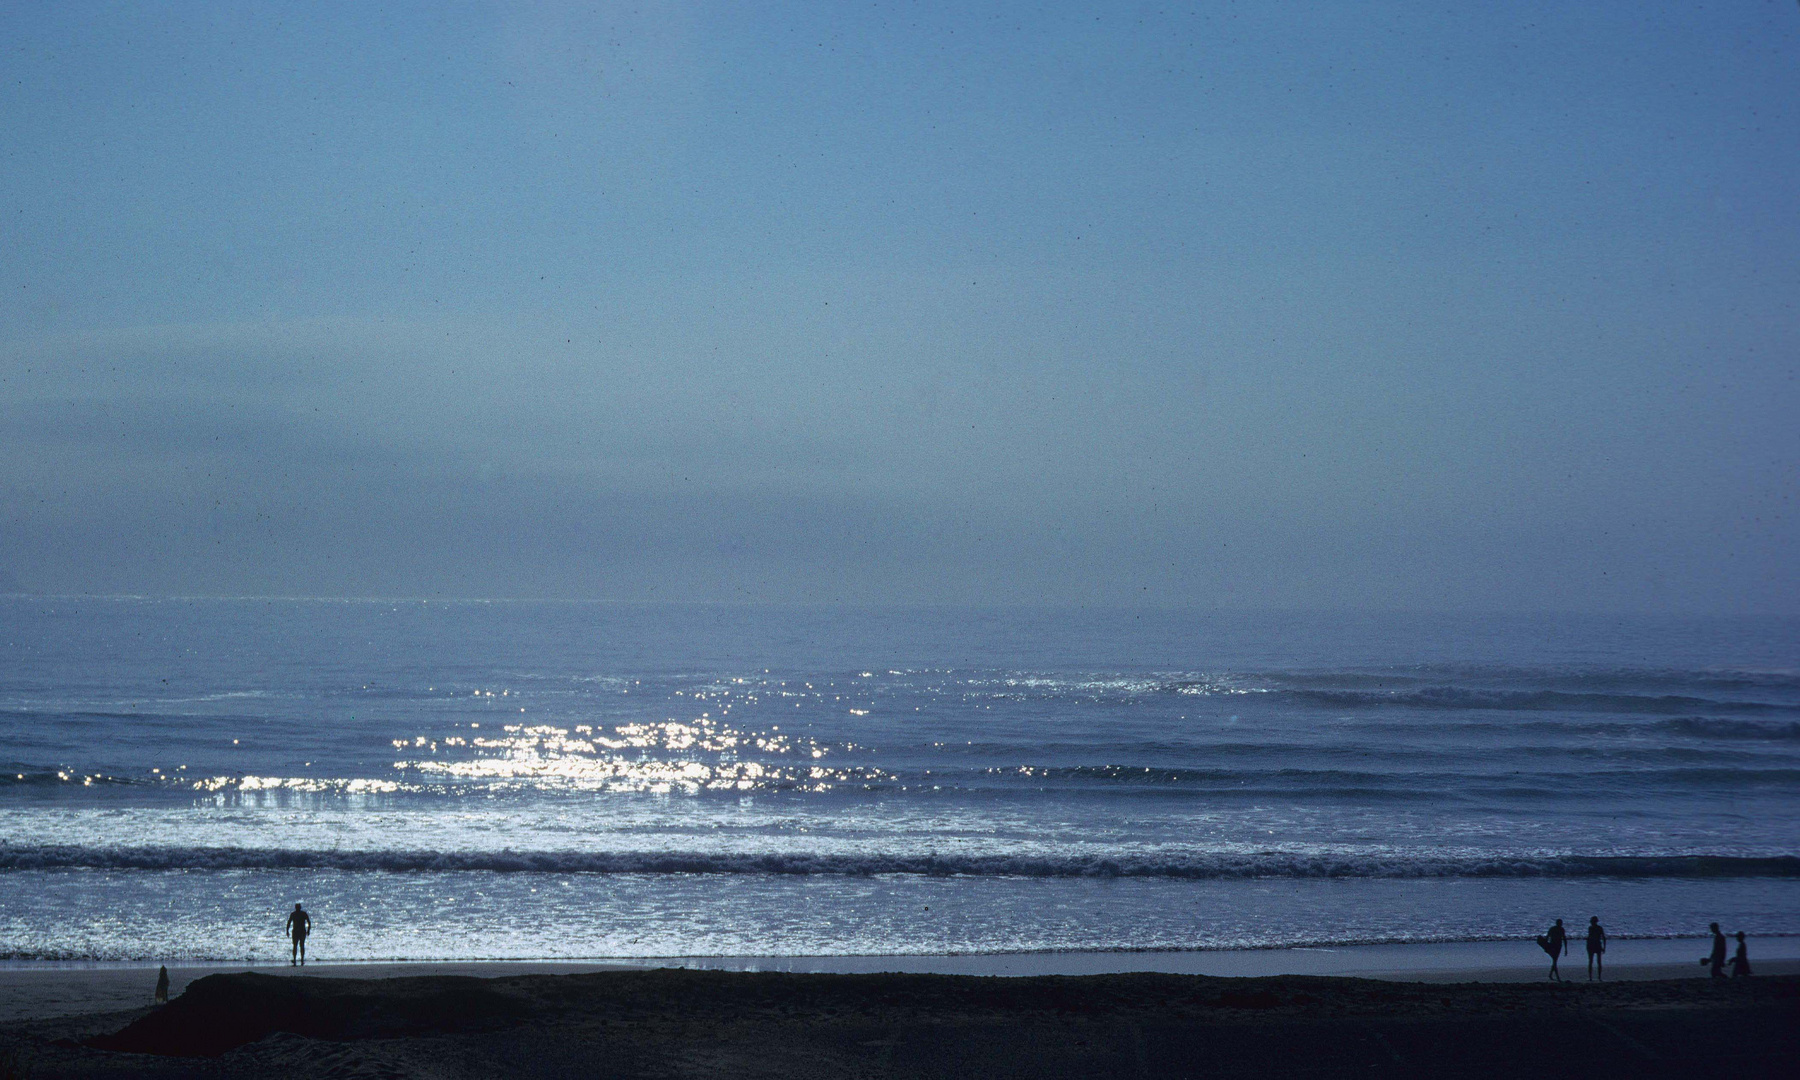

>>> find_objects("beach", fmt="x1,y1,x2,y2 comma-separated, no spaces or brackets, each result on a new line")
3,960,1793,1079
5,937,1798,1025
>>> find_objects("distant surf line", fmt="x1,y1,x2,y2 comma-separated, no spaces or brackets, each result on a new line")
2,846,1796,880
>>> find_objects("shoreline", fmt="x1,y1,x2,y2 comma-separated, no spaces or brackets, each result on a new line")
4,936,1795,1024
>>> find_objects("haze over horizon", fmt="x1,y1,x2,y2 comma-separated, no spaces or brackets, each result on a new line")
2,2,1796,613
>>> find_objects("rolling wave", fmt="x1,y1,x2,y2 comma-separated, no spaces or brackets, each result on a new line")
2,845,1795,879
6,760,1799,796
1285,687,1793,715
1660,717,1800,740
1250,669,1800,694
1363,717,1800,741
0,767,137,787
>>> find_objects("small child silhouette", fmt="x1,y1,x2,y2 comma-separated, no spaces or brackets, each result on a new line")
1729,932,1752,978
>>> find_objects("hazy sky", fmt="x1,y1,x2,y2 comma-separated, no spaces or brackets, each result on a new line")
1,1,1795,610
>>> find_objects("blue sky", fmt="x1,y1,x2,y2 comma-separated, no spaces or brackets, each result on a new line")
1,1,1796,609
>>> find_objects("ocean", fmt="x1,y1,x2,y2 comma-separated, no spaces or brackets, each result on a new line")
1,598,1796,963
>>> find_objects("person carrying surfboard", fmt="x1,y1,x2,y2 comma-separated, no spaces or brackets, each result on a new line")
1536,918,1568,981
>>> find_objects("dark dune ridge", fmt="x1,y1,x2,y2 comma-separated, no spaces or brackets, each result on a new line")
9,968,1796,1078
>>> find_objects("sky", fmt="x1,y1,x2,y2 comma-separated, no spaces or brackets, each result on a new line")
0,1,1796,611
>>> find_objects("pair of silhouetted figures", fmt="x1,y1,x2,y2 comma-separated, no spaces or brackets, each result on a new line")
1536,918,1752,981
1701,922,1753,979
1536,917,1604,981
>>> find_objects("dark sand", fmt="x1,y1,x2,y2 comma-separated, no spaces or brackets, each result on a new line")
11,937,1793,1023
3,968,1794,1079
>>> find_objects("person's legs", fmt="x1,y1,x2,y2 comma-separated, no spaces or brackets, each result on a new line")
298,935,306,965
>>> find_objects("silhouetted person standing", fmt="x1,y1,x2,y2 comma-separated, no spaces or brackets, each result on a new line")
1538,918,1568,981
286,903,312,966
1703,922,1727,978
1585,916,1607,981
154,965,169,1004
1730,932,1752,978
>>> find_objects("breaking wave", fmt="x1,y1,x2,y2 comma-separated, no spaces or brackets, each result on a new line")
2,845,1796,880
1659,717,1800,740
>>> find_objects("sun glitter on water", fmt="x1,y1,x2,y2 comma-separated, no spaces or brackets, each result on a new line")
391,717,888,793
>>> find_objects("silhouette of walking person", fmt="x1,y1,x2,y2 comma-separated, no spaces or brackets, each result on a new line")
1585,916,1607,981
286,903,312,966
1730,932,1752,978
1537,918,1568,981
1702,922,1727,978
153,965,169,1004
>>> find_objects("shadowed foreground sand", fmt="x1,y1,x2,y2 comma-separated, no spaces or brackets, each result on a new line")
4,968,1795,1078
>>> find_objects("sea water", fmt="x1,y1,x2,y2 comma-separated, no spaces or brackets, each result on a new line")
1,598,1795,963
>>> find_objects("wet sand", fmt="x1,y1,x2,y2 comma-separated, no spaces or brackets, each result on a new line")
3,964,1794,1079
